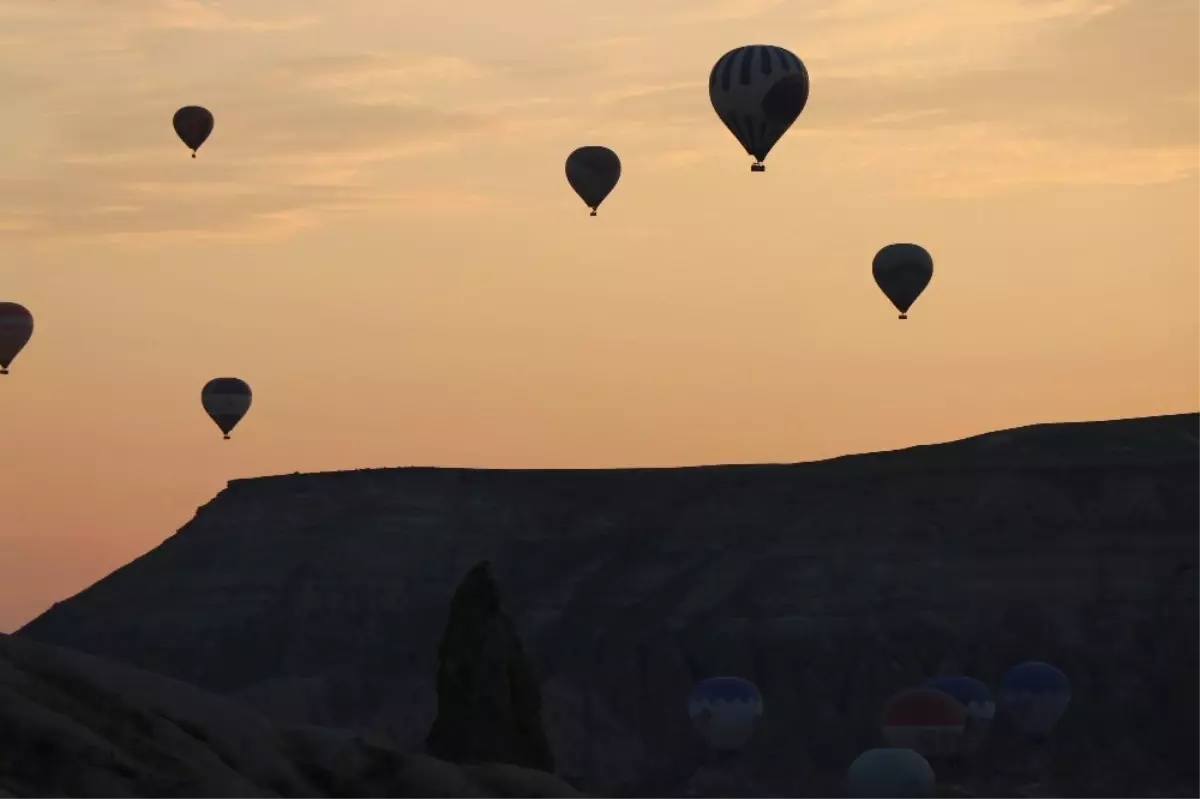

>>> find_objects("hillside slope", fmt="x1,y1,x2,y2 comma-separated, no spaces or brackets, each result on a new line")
18,413,1200,796
0,633,581,797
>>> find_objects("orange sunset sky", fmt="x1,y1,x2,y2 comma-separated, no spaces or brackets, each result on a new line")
1,0,1197,632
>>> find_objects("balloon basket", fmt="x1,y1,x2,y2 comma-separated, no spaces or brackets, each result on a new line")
223,434,230,440
590,209,597,217
898,313,908,320
0,369,7,375
750,163,765,173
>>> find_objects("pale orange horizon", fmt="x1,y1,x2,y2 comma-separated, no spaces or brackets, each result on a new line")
1,0,1197,632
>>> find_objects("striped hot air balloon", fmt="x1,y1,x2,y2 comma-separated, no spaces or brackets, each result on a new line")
922,676,995,752
708,44,809,172
201,377,252,440
687,676,763,752
0,302,34,375
881,687,967,758
1000,662,1071,739
847,748,936,798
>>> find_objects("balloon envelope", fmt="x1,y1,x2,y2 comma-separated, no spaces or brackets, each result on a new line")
173,106,214,155
708,44,809,170
565,146,621,214
201,377,252,438
881,687,966,758
872,243,933,318
0,302,34,374
923,676,994,752
1000,662,1071,737
687,677,763,752
847,748,936,798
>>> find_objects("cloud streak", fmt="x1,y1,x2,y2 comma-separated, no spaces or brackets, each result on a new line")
0,0,1193,241
589,0,1197,191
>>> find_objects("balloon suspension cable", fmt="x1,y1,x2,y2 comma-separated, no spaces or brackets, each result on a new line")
589,208,597,217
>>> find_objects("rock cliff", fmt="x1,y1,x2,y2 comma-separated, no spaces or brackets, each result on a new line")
17,413,1200,797
426,560,555,772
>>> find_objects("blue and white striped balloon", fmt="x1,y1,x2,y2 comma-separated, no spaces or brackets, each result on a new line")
923,675,995,752
687,676,763,751
1000,661,1071,737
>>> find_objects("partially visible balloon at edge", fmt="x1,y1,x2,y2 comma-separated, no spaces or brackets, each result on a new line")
0,302,34,375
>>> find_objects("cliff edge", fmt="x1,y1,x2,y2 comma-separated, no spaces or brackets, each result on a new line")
17,413,1200,796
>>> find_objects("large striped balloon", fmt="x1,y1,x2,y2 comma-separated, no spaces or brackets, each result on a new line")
0,302,34,375
847,748,936,798
708,44,809,172
1000,661,1071,737
687,676,763,752
201,377,252,440
881,687,966,758
922,676,995,752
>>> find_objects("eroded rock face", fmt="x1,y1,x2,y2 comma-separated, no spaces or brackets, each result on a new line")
16,414,1200,796
426,561,555,773
0,633,582,798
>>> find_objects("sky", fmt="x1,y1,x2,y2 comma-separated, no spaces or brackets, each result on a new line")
0,0,1196,632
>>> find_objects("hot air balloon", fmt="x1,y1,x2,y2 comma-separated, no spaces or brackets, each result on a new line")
872,244,933,320
687,677,763,752
881,687,966,758
708,45,809,172
1000,662,1071,739
847,748,936,798
0,302,34,375
565,146,621,216
922,676,995,752
201,377,251,440
173,106,214,158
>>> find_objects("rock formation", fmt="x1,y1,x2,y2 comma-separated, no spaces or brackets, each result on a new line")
16,413,1200,796
0,633,582,797
426,561,555,773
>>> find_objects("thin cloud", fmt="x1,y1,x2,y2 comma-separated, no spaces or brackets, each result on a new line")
0,0,1191,242
665,0,790,23
0,0,318,33
0,6,523,244
586,0,1197,190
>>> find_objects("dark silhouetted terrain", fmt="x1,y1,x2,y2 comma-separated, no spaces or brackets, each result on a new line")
17,413,1200,797
0,633,581,797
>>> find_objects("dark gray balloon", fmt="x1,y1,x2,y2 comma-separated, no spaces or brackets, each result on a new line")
173,106,214,158
872,243,934,320
566,146,621,216
0,302,33,375
201,377,251,440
